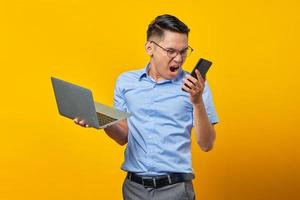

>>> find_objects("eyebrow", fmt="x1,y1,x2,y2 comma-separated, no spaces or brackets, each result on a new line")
166,46,189,52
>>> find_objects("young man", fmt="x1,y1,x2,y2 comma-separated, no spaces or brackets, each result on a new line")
75,14,219,200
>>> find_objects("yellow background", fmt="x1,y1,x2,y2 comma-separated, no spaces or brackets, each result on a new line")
1,0,299,199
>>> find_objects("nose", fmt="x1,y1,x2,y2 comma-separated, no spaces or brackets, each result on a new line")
173,52,184,63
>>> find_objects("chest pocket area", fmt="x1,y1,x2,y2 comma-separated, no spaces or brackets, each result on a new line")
153,93,192,122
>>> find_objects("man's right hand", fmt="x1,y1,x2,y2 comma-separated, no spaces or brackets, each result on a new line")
73,118,90,128
73,117,128,145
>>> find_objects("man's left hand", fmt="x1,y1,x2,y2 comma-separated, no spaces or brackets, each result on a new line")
182,69,205,105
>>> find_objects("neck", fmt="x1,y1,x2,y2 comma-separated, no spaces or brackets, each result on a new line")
148,62,165,82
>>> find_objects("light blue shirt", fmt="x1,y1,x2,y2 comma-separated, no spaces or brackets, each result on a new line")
114,64,219,176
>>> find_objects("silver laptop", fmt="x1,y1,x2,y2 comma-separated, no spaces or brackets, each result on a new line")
51,77,131,129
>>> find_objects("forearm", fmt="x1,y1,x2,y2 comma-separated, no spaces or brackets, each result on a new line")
104,119,128,146
193,99,216,152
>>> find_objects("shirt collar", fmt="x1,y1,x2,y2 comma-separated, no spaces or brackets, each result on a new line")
139,63,185,83
138,64,149,80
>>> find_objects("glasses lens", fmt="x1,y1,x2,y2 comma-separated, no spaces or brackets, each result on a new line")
176,47,193,58
167,49,178,58
186,47,193,57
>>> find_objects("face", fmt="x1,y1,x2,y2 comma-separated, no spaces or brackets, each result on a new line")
146,31,189,81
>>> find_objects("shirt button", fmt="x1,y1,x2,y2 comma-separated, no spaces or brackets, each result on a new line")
148,136,152,139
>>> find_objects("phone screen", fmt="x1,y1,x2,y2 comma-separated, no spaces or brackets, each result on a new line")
191,58,212,79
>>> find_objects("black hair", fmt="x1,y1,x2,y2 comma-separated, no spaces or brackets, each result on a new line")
147,14,190,41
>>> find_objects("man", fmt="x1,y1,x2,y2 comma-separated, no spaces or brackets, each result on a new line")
75,14,218,200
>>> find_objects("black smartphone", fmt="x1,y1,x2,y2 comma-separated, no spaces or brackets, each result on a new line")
183,58,212,92
191,58,212,79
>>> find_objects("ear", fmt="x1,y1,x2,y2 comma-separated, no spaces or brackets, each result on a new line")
145,41,153,56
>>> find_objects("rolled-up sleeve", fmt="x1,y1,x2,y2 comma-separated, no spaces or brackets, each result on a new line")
113,75,128,112
193,82,219,125
203,82,219,124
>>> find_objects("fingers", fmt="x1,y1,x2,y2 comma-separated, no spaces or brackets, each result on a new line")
182,83,191,92
182,71,206,95
183,77,197,90
74,118,79,123
189,71,205,87
73,118,90,128
195,69,204,83
182,80,198,96
78,120,85,126
183,74,202,89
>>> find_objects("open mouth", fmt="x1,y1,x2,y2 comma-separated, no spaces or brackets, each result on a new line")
169,66,180,72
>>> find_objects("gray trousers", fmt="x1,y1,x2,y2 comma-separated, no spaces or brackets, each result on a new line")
122,177,196,200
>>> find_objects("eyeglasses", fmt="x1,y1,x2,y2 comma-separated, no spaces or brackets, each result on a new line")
150,41,194,58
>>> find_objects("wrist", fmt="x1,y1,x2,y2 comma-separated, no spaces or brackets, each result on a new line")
192,97,204,107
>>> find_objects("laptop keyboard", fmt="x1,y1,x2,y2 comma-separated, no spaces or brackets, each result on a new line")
97,112,117,127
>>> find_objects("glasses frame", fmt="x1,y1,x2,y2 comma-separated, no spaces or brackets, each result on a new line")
150,40,194,59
